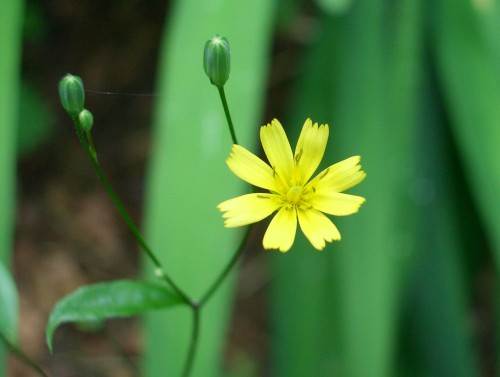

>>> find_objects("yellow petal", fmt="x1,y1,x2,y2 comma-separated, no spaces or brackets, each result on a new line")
297,208,340,250
310,156,366,193
218,193,281,227
226,144,277,190
262,206,297,252
294,119,329,184
260,119,294,185
310,192,366,216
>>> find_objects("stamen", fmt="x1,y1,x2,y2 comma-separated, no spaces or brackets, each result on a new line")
318,168,329,180
295,148,303,164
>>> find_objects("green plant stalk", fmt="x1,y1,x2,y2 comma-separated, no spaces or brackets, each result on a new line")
0,333,49,377
218,87,238,145
70,116,192,306
180,77,252,375
181,307,200,377
104,326,139,373
199,227,251,306
66,77,252,376
70,85,250,376
181,227,250,376
196,79,252,307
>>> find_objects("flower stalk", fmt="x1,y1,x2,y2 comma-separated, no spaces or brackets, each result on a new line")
59,61,251,376
70,112,192,305
0,333,50,377
218,86,238,145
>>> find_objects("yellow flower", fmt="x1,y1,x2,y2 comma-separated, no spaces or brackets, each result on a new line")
218,118,366,252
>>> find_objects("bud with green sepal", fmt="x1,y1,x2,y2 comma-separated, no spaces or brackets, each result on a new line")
203,36,230,88
77,109,97,160
78,109,93,133
59,74,85,116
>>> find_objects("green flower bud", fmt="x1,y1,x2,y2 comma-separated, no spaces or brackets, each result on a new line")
203,36,230,88
78,109,94,133
59,74,85,116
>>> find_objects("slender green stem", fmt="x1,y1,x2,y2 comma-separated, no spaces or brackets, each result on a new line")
103,327,138,373
0,333,50,377
66,78,245,377
218,87,238,145
181,306,200,377
181,226,252,376
176,84,248,377
71,117,192,305
200,226,252,307
85,130,97,160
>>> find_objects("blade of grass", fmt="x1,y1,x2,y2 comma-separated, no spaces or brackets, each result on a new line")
396,65,480,376
270,1,422,376
432,0,500,270
142,1,276,376
269,12,345,377
327,3,422,375
0,0,23,371
401,204,480,377
0,0,23,274
0,262,19,345
432,2,500,372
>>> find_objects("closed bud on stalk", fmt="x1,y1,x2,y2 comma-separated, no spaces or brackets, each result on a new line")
59,74,85,116
78,109,93,133
203,36,230,88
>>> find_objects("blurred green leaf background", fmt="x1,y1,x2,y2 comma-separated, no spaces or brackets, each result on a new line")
0,0,23,371
3,0,499,376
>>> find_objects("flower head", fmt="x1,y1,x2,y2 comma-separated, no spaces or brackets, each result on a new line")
218,119,366,252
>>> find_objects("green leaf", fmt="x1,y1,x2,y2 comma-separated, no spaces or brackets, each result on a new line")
433,0,500,270
0,0,23,369
46,279,183,352
396,71,480,376
142,1,276,376
0,262,19,345
270,1,423,376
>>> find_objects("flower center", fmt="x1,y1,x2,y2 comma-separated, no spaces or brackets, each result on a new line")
286,186,303,205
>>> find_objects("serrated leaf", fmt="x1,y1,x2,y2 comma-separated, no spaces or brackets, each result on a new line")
46,279,183,352
0,262,19,345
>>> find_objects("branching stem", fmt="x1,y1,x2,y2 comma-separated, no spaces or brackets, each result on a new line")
71,117,192,305
67,78,246,377
0,333,50,377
